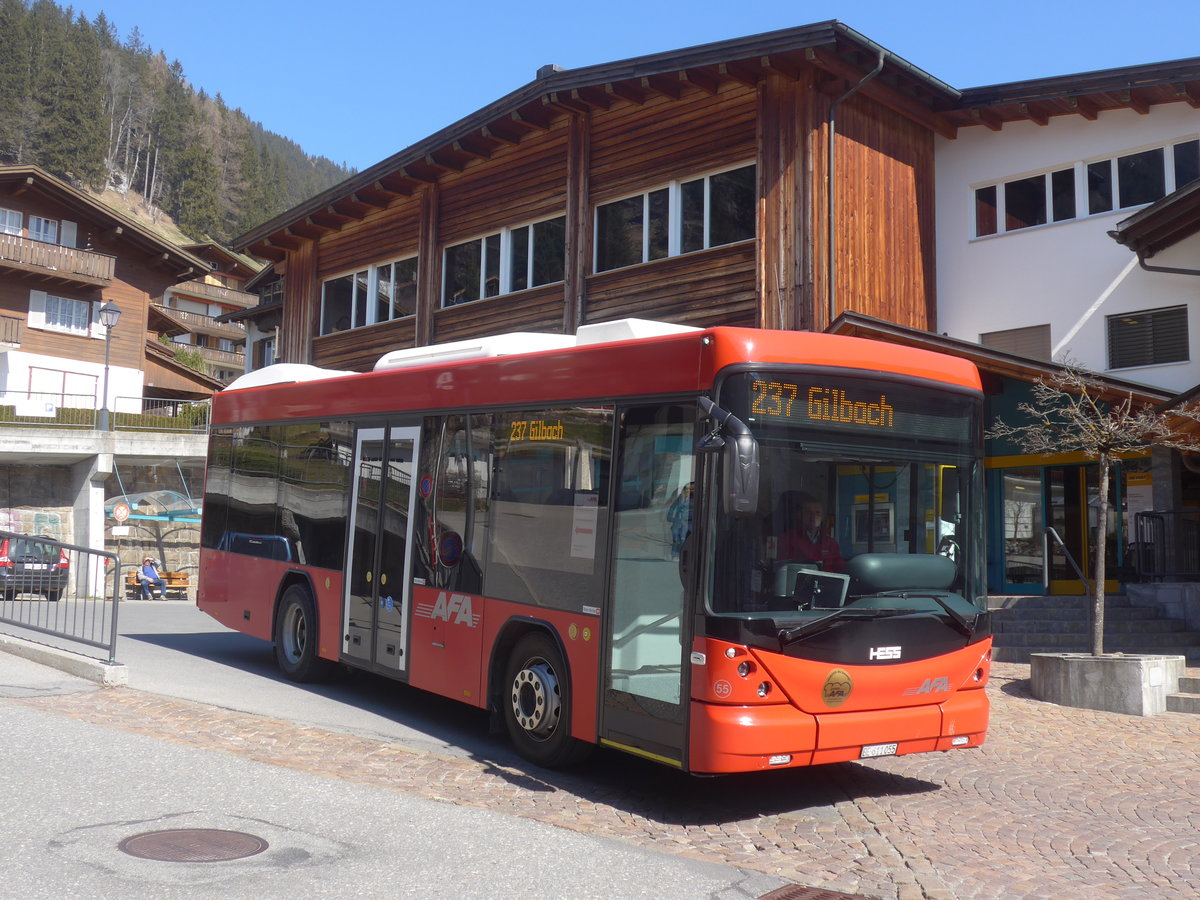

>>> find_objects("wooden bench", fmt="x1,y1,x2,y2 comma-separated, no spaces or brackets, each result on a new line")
124,569,190,601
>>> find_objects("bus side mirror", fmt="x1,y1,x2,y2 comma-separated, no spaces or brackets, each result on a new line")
697,397,760,517
722,432,759,517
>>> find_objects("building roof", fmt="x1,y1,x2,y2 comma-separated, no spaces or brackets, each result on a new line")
1108,178,1200,259
232,21,1200,262
0,166,208,278
180,241,264,279
827,312,1173,406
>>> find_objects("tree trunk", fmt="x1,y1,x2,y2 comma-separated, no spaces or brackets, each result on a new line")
1092,453,1110,656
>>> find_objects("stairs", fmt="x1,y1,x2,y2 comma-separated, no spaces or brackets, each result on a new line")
989,594,1200,665
1168,675,1200,714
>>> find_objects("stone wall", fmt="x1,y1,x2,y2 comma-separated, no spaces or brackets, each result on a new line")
0,465,75,543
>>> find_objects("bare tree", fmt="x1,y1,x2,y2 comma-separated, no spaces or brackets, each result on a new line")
989,363,1200,655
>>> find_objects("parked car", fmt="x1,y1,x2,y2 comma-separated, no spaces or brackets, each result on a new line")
0,535,69,601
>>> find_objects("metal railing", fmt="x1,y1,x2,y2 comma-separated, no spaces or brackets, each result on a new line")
0,392,209,432
1043,526,1092,594
1134,510,1200,580
0,530,120,663
0,232,116,282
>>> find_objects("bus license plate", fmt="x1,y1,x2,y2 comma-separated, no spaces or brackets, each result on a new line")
860,742,898,759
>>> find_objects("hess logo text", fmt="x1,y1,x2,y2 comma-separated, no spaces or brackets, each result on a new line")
869,645,902,661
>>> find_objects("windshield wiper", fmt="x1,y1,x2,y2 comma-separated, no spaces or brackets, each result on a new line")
778,607,904,646
886,593,976,637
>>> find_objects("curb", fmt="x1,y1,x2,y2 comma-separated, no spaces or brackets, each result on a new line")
0,633,128,687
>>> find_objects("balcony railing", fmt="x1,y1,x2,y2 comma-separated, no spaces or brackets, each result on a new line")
168,279,258,309
196,345,245,367
0,391,209,432
0,233,115,284
152,304,247,338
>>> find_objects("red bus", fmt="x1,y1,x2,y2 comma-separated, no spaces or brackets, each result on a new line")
198,319,991,773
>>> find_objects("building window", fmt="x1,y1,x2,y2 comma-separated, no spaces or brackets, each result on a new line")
319,256,418,335
1107,306,1188,369
44,295,91,336
980,324,1052,362
0,208,20,235
442,216,565,307
974,139,1200,237
595,164,756,272
28,216,57,244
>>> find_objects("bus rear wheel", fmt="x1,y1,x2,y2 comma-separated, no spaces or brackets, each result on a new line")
503,632,590,768
274,584,332,683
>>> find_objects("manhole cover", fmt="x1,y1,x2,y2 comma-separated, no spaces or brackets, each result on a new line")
117,828,269,862
759,887,876,900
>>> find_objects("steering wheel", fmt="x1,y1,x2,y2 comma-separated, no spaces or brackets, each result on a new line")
936,535,960,564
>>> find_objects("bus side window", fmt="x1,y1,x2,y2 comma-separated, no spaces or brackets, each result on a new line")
415,415,487,593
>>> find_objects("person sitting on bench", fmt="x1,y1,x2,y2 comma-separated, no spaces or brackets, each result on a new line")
139,557,166,599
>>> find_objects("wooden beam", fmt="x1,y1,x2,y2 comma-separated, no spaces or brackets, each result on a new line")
1180,83,1200,108
605,80,646,105
399,162,441,183
1123,88,1151,115
425,150,465,174
641,74,681,100
482,120,524,145
1068,95,1100,121
682,67,720,95
377,173,418,195
287,220,329,240
971,107,1004,132
248,240,286,262
351,188,392,209
512,103,554,131
311,209,353,229
546,91,592,115
329,196,372,219
450,136,493,162
718,60,762,87
12,176,34,197
267,233,302,251
573,86,611,109
1019,102,1049,126
762,53,804,81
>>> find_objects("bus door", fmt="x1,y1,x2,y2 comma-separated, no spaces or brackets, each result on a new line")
601,403,695,768
343,425,421,674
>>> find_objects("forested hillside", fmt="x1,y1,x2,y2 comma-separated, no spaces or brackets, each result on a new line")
0,0,353,244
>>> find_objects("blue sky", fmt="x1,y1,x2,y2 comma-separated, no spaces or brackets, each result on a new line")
72,0,1200,172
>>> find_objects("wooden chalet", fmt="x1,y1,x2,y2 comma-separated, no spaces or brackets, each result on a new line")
233,22,1200,375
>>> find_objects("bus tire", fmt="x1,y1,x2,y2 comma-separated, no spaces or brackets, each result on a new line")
503,632,591,768
274,584,332,683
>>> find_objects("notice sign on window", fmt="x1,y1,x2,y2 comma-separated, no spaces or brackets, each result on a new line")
571,492,599,559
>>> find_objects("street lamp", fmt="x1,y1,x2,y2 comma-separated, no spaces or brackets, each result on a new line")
97,300,121,431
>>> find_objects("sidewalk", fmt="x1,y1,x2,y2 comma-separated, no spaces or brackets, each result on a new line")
4,653,1197,899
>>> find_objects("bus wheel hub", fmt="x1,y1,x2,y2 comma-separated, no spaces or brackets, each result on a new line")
511,661,560,739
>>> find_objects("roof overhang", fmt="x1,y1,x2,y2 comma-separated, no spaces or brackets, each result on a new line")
1109,179,1200,258
233,20,962,259
0,165,209,281
827,312,1172,406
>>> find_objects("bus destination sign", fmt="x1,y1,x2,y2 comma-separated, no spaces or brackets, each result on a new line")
751,380,894,429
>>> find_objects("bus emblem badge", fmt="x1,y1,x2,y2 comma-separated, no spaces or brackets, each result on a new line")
822,669,853,708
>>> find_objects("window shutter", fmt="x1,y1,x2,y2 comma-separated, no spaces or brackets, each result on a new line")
980,324,1051,362
59,220,77,248
89,301,104,339
27,290,46,329
1107,307,1188,369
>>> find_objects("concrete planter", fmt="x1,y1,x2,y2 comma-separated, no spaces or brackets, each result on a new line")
1030,653,1186,716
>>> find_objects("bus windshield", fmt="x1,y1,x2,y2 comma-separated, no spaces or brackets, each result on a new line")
706,370,985,626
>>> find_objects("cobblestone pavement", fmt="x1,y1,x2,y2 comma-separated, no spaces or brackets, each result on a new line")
14,662,1200,900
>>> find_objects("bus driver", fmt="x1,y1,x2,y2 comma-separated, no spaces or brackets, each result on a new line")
777,493,844,572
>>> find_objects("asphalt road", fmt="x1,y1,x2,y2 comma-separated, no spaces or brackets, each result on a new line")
0,603,792,900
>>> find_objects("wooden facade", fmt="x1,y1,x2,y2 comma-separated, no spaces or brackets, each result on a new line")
0,166,220,397
231,24,960,373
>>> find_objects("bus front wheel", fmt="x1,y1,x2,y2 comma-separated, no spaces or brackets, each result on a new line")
503,632,590,767
274,584,332,683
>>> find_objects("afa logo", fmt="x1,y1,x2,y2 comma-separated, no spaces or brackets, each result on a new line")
904,677,951,696
415,592,480,628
